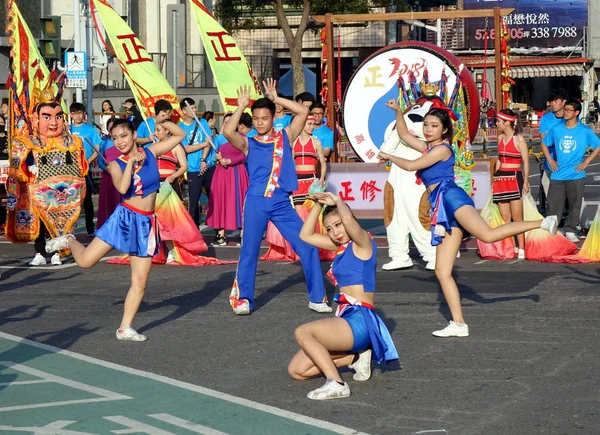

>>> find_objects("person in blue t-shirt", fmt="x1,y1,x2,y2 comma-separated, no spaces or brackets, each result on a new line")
273,101,292,132
309,102,334,159
541,99,600,242
539,89,567,174
69,102,102,236
178,97,213,227
135,99,173,146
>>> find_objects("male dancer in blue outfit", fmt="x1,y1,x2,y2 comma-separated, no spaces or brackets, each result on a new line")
224,79,331,315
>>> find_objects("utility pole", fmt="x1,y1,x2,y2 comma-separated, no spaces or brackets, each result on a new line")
73,0,83,103
85,0,94,125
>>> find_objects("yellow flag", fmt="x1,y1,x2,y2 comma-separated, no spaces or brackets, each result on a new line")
91,0,179,117
189,0,262,111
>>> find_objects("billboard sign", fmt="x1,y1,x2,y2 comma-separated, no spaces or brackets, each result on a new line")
464,0,587,50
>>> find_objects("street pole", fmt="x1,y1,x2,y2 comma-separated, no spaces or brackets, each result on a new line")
73,0,83,103
85,0,94,125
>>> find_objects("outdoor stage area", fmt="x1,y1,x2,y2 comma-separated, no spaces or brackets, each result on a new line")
1,216,599,434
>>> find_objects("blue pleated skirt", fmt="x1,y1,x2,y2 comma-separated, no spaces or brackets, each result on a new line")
428,179,474,246
95,203,159,257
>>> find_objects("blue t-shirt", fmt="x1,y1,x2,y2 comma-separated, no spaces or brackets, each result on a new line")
212,134,228,149
539,112,564,171
543,122,600,180
135,118,156,142
70,123,102,160
312,125,334,151
247,128,258,138
273,114,292,132
180,119,213,171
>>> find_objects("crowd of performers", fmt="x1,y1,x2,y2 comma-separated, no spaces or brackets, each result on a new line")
3,77,599,401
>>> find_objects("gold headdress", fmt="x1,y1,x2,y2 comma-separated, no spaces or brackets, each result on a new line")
419,82,440,98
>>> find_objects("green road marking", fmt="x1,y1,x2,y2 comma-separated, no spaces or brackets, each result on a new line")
0,333,367,435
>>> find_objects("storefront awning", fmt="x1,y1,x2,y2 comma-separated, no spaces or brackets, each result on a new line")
510,63,585,79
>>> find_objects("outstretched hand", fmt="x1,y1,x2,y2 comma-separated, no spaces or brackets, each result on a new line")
263,78,278,102
385,99,400,111
312,191,340,207
237,85,252,109
377,151,391,163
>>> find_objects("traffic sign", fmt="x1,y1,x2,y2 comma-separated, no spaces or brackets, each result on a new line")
64,51,87,88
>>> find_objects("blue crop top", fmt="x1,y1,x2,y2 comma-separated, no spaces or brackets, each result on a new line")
416,142,455,188
115,150,160,199
331,238,378,292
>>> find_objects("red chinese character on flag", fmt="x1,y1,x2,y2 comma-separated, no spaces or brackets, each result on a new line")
116,34,153,65
207,32,242,61
338,181,355,201
360,180,382,202
354,134,365,144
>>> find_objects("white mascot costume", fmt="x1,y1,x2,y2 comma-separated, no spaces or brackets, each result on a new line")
381,114,436,271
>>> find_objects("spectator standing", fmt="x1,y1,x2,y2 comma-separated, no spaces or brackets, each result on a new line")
309,102,334,159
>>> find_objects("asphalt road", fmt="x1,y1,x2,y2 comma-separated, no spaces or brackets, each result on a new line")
1,236,599,435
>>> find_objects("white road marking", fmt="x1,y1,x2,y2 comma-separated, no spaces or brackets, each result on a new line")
0,361,130,412
0,332,367,435
150,414,230,435
474,260,488,265
0,256,118,270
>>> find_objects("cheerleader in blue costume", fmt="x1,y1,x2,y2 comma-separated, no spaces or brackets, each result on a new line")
288,191,398,400
46,118,185,342
378,100,558,339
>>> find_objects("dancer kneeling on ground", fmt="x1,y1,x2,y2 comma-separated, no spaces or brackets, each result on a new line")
288,191,399,400
378,100,558,338
46,118,186,342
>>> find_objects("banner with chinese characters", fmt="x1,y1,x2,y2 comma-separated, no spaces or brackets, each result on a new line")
464,0,587,50
90,0,179,117
327,161,492,217
189,0,262,112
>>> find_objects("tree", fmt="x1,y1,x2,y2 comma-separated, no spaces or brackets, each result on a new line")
215,0,412,97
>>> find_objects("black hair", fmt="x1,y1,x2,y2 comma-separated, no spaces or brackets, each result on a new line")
239,113,252,128
109,118,135,134
37,102,62,115
499,108,523,135
424,108,454,143
124,97,136,105
69,102,86,113
322,205,340,221
202,111,215,121
1,98,8,105
105,116,118,133
548,88,568,102
309,102,326,113
295,92,316,104
564,99,582,114
223,112,233,121
154,99,172,115
180,97,195,110
251,97,276,116
101,99,114,112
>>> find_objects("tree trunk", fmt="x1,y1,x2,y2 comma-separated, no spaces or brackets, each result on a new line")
290,44,305,97
273,0,311,98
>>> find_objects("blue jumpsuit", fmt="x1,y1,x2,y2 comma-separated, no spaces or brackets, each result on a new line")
230,130,326,310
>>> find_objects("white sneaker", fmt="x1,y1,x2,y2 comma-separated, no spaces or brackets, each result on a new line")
517,249,525,260
565,232,580,243
425,260,436,271
541,215,558,236
29,253,47,266
307,379,350,400
456,250,461,259
116,326,147,342
348,349,372,381
232,299,251,315
50,253,62,266
308,302,333,313
432,321,469,338
382,259,413,270
166,251,176,263
45,234,75,253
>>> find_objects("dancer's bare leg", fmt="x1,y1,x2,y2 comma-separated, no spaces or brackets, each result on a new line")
434,228,464,323
510,199,525,250
455,205,542,243
119,256,152,330
69,237,113,269
289,350,355,380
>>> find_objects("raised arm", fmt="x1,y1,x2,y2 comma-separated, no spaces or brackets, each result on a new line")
165,144,188,184
148,121,186,157
224,86,250,155
299,202,338,251
261,78,308,143
313,192,371,252
378,145,451,172
386,99,427,152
